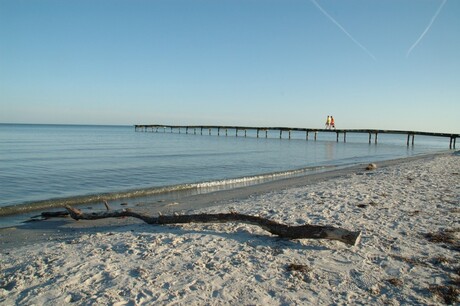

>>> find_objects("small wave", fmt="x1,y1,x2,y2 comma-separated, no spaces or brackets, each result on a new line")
0,165,334,217
194,165,332,188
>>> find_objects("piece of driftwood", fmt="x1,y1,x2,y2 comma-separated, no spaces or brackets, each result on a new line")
64,206,361,246
41,211,70,218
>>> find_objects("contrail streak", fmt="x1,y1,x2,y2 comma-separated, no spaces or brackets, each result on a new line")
406,0,447,57
310,0,376,60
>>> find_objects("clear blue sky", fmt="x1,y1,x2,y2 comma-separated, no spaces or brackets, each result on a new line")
1,0,459,133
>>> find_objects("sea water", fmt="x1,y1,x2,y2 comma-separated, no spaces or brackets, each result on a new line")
0,124,451,223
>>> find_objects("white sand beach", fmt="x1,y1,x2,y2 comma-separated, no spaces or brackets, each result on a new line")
1,153,459,305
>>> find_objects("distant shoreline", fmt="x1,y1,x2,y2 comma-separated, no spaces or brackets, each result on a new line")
2,122,459,136
0,122,132,127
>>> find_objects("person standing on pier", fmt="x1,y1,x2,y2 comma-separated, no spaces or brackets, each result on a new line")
330,116,335,129
325,116,331,129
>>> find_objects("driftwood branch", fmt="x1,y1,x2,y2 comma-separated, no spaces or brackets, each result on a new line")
64,206,361,246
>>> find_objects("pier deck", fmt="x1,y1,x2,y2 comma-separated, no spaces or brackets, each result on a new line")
134,124,458,149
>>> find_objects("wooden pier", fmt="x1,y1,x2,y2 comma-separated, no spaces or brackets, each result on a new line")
134,124,458,149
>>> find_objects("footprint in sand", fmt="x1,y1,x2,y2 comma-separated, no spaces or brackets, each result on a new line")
349,269,376,292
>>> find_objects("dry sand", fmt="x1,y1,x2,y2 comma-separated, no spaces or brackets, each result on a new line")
1,152,459,305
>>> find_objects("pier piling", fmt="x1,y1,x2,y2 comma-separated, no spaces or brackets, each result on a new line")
134,125,458,149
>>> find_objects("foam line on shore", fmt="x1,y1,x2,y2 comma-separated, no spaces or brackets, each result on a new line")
0,164,337,218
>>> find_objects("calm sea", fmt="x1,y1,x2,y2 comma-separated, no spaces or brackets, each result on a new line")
0,124,451,225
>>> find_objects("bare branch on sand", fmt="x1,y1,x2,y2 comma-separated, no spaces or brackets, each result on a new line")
64,205,362,246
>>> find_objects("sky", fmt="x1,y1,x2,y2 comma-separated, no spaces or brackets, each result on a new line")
1,0,459,133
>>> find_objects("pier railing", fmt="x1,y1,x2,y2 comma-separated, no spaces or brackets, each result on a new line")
134,124,458,149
